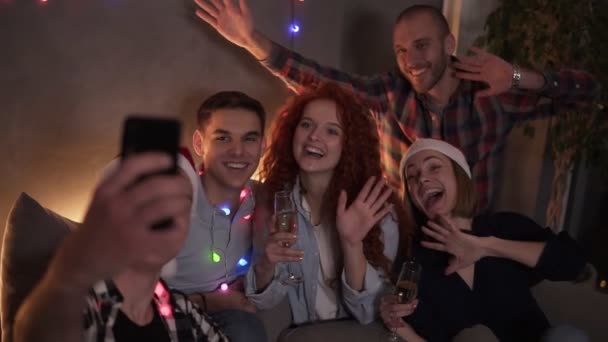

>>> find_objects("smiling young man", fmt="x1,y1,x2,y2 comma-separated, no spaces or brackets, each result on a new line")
192,1,599,211
163,91,268,342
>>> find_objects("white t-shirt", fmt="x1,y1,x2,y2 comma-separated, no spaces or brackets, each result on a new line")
302,196,340,320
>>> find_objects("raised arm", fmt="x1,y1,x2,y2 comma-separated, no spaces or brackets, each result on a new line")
194,0,272,61
421,213,586,279
193,0,396,111
336,177,398,324
14,154,192,342
337,177,393,291
454,47,599,121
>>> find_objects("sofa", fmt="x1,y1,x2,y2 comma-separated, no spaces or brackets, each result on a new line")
2,193,607,341
255,274,608,342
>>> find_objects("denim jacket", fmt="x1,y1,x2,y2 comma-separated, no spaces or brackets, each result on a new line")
245,181,399,325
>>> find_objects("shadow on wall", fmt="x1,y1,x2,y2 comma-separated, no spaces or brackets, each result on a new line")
340,6,396,75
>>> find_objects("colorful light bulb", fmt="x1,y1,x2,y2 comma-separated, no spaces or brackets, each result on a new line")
159,304,172,317
212,251,221,263
154,282,166,297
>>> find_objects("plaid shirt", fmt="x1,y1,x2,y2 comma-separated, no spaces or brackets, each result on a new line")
261,43,599,209
82,279,228,342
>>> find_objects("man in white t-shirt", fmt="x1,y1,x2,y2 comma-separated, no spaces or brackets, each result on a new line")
164,91,268,342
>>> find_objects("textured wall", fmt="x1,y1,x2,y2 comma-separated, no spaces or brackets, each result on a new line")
0,0,439,234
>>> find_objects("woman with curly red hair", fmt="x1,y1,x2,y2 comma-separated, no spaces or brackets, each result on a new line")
245,83,412,325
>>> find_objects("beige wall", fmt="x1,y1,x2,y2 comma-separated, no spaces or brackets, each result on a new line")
0,0,440,234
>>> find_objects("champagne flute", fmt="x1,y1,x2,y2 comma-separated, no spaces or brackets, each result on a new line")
274,191,303,285
382,259,422,342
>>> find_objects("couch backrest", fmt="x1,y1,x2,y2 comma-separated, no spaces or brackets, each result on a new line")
0,193,75,342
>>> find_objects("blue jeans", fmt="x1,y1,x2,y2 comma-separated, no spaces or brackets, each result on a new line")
209,309,267,342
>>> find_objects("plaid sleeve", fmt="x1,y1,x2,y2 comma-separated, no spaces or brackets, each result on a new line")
538,69,600,102
82,292,104,342
261,41,393,114
498,68,600,123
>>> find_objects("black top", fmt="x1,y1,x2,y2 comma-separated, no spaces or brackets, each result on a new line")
406,212,586,342
113,303,171,342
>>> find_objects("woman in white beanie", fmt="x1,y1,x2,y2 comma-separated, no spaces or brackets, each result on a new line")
379,138,588,342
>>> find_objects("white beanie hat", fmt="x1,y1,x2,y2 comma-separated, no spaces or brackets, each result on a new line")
399,138,472,181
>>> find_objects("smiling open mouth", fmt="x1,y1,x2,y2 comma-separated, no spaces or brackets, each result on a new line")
409,67,428,77
224,162,249,170
422,189,444,210
304,146,325,158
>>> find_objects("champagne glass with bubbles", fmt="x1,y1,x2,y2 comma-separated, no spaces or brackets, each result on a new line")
382,258,422,341
274,191,302,285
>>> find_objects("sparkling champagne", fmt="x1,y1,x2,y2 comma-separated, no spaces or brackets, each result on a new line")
276,211,296,233
395,279,418,304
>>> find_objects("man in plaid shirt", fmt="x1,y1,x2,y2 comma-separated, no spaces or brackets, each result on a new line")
14,153,228,342
193,1,599,210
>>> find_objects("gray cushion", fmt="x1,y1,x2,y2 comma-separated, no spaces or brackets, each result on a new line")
278,320,386,342
1,193,75,342
256,296,388,342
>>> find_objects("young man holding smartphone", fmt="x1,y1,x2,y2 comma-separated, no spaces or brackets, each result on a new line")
164,91,268,342
14,152,228,342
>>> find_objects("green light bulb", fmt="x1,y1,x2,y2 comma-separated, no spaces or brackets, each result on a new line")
212,252,221,263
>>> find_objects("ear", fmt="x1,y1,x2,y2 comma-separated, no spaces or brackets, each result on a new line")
444,33,456,55
192,130,204,157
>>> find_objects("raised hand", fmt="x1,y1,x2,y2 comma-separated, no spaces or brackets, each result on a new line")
51,153,193,290
453,47,513,98
194,0,255,49
379,294,418,329
420,215,484,275
336,176,393,247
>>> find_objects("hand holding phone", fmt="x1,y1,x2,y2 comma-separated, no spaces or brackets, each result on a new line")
121,115,182,229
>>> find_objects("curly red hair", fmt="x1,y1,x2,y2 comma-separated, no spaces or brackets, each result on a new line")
260,83,412,277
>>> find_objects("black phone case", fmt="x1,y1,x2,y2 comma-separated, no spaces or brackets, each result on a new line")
121,115,182,229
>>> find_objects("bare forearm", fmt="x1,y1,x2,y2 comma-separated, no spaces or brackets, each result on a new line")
342,242,367,291
243,30,272,61
14,273,87,342
480,236,546,268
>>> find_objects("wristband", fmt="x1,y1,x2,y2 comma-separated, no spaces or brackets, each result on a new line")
511,64,522,89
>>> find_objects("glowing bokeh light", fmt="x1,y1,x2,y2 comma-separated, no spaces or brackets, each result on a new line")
212,251,222,263
159,304,172,317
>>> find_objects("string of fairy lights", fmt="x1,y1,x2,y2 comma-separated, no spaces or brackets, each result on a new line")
209,0,306,293
288,0,305,49
20,0,307,295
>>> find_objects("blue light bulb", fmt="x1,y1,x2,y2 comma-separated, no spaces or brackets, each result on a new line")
290,24,300,33
238,258,248,266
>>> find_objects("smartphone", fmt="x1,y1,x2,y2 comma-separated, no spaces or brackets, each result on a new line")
121,115,182,229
